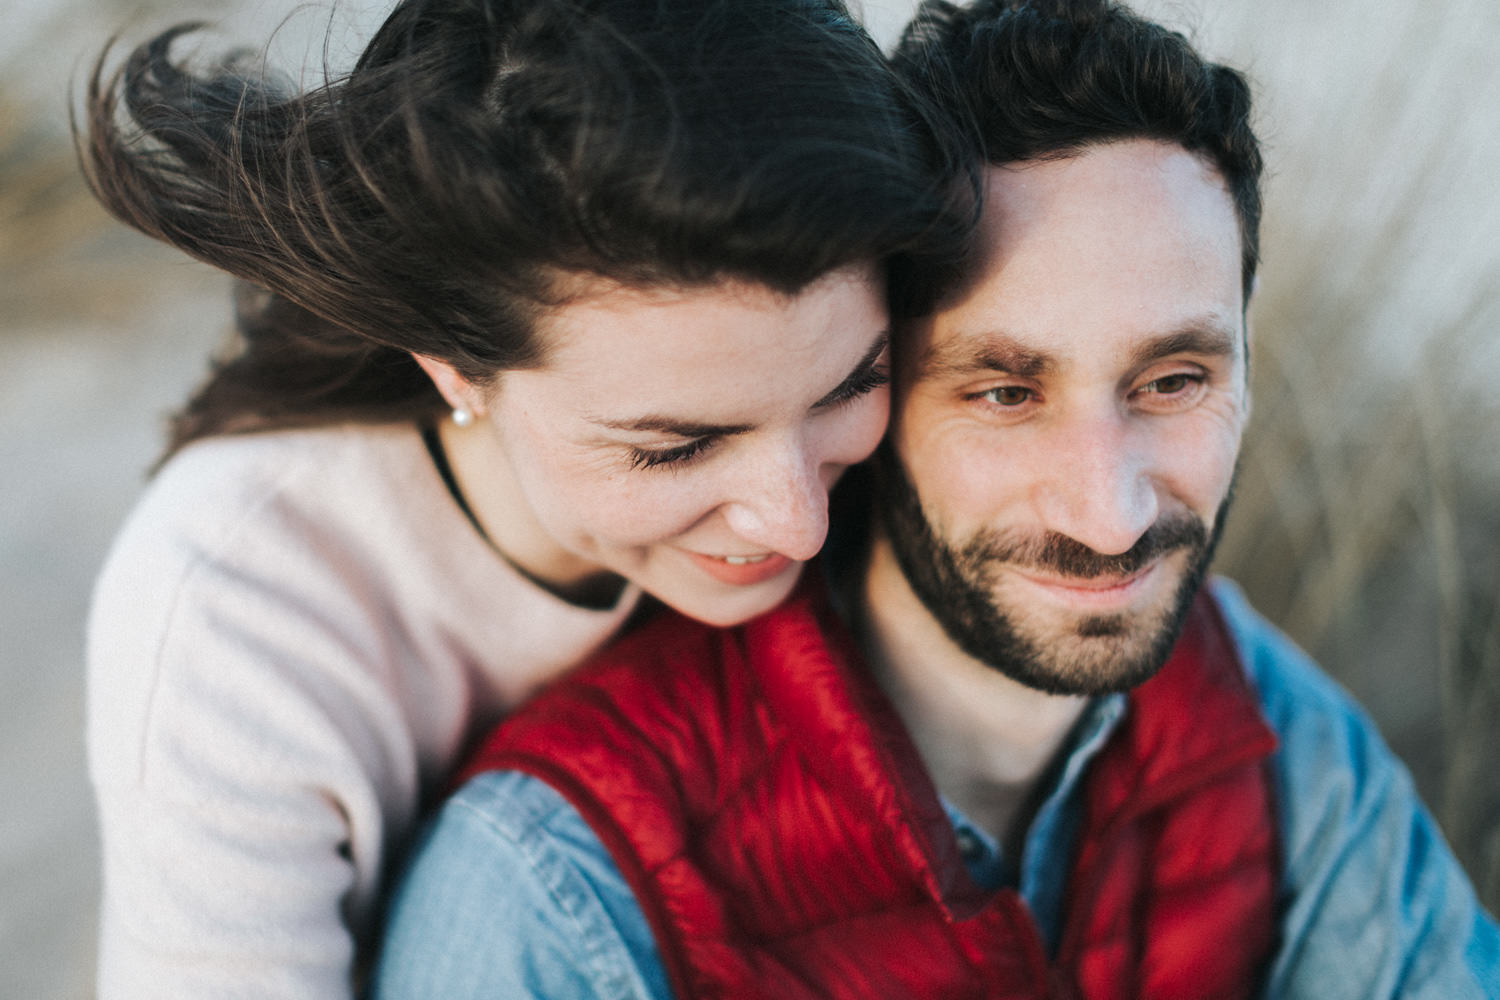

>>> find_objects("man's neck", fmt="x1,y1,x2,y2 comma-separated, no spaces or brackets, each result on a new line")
858,533,1089,855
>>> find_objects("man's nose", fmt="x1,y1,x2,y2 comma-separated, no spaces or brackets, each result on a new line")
1032,408,1159,557
720,437,830,562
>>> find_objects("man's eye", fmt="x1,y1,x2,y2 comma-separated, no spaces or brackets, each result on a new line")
1143,374,1199,395
628,437,714,470
982,386,1032,407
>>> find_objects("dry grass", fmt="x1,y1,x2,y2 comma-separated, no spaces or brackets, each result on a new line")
0,105,108,321
1132,0,1500,907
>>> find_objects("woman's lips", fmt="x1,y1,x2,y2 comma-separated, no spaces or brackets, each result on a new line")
687,551,796,586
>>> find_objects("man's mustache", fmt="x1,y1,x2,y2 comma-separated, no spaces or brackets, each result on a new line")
959,513,1208,580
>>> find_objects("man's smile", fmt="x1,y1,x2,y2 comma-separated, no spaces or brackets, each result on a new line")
1004,557,1173,614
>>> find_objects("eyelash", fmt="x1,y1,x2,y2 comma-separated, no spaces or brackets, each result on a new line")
628,437,715,471
627,362,891,472
819,365,891,409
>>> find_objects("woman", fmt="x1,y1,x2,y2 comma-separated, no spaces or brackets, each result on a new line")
78,0,966,995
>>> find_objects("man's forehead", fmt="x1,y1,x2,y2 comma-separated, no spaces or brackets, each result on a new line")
902,139,1246,377
977,143,1236,260
981,141,1232,217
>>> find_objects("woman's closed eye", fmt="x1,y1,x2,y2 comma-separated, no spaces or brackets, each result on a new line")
628,436,717,470
816,364,890,409
812,334,891,411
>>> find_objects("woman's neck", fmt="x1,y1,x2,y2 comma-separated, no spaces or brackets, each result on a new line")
434,417,626,609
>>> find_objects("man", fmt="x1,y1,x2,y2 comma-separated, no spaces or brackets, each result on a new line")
373,1,1500,996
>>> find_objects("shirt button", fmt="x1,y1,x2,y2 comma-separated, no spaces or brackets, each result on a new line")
955,829,982,860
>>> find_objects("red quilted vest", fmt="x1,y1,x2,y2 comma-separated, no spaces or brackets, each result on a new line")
462,580,1280,999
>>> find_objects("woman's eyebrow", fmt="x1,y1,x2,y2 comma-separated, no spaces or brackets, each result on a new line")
811,331,890,409
593,415,755,438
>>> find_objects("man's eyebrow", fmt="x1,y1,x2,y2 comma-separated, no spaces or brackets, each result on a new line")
1128,322,1239,367
920,334,1053,379
811,332,890,409
919,321,1239,380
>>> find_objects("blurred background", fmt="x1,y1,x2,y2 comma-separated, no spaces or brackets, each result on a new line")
2,0,1497,994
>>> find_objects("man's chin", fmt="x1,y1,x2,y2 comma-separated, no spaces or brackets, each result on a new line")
990,567,1203,695
1017,619,1176,694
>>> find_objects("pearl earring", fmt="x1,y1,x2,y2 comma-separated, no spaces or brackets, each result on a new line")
452,405,475,428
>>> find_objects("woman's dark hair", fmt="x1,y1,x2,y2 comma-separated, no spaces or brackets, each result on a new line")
891,0,1264,302
79,0,970,461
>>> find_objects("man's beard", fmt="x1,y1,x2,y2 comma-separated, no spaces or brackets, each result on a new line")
875,448,1230,696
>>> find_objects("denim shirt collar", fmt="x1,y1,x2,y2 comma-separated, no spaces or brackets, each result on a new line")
941,692,1127,954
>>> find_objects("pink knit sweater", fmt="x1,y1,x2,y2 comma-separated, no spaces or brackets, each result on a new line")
86,423,639,998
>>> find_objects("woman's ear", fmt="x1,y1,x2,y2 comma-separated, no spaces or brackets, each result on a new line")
412,354,489,418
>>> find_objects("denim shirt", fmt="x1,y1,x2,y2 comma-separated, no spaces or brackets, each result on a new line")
372,580,1500,998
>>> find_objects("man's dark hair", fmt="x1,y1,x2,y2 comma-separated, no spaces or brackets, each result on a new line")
891,0,1263,302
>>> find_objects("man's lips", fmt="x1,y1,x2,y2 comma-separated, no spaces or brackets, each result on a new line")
687,551,796,586
1007,559,1163,610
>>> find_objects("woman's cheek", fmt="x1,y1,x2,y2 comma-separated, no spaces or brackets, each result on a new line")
851,388,893,460
579,475,722,547
816,388,891,470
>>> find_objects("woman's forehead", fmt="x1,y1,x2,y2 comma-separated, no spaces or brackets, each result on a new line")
497,268,888,419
